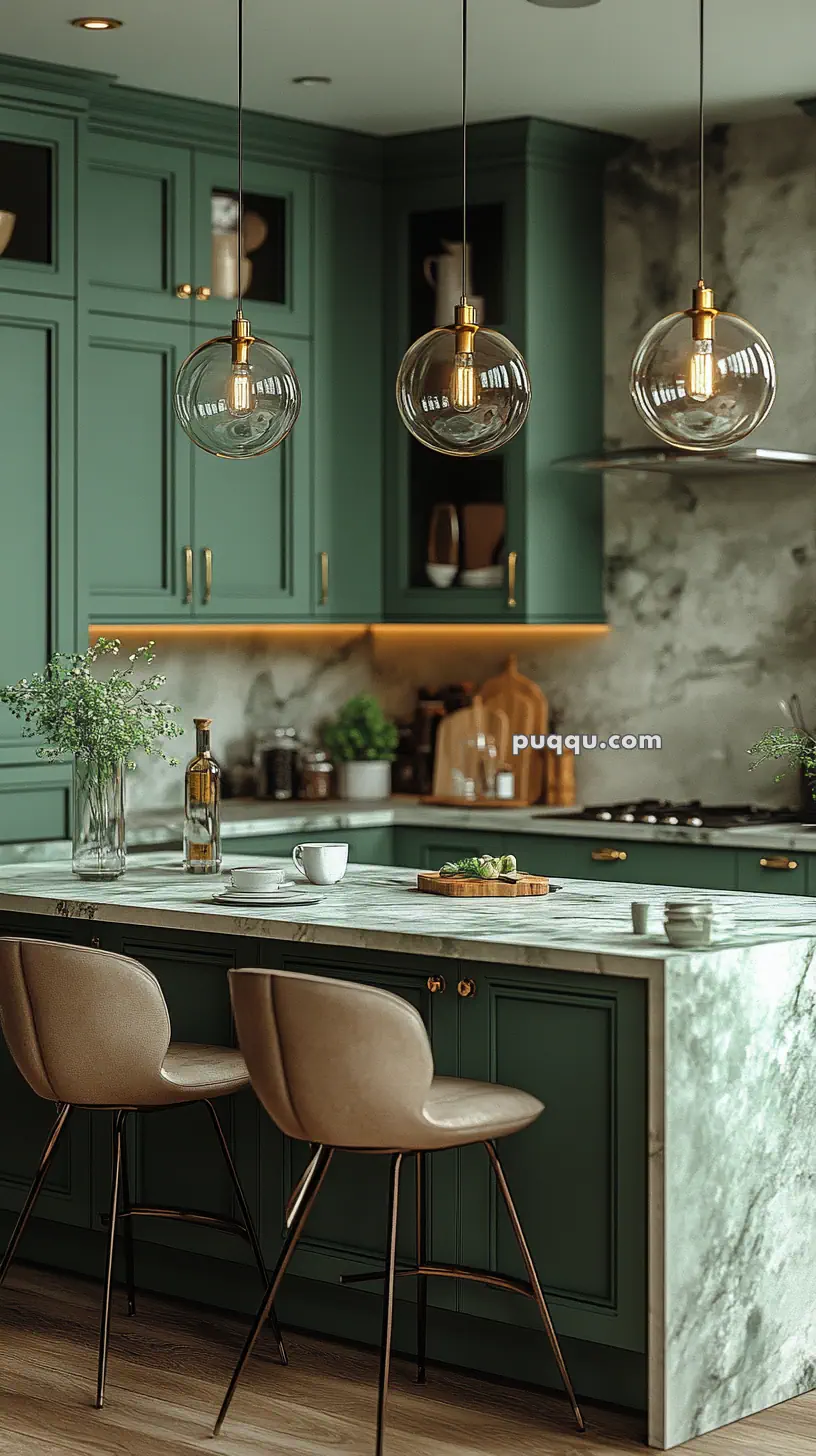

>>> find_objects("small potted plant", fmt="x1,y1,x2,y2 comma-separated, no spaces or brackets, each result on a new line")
0,637,182,880
322,694,398,801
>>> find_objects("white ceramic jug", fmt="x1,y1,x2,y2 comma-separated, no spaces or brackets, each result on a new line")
423,240,482,326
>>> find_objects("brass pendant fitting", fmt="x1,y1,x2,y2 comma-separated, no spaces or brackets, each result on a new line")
230,312,255,365
453,299,479,354
686,281,718,342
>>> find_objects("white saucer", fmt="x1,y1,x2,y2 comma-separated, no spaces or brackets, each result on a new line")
212,888,322,908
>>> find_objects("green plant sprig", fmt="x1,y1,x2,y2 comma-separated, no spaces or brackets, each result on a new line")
0,637,184,773
321,693,399,763
748,726,816,783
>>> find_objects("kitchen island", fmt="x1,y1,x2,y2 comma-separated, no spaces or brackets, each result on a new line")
0,856,815,1448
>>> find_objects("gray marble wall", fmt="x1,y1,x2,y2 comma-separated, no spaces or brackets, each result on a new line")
123,112,816,813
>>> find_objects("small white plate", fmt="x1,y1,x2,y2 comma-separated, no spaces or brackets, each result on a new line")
212,889,322,908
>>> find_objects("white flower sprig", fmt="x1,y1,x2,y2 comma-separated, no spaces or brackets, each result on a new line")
0,637,184,773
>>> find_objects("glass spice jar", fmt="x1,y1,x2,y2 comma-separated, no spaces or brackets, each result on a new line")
254,727,301,800
299,748,334,801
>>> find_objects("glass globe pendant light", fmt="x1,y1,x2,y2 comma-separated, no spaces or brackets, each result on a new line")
630,0,775,451
173,0,301,458
395,0,531,457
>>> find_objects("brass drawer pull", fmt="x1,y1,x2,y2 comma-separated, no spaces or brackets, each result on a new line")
175,282,193,299
203,547,213,605
507,550,518,609
591,847,627,863
319,550,329,607
195,285,212,301
183,545,193,604
457,978,477,999
759,855,798,871
426,975,446,994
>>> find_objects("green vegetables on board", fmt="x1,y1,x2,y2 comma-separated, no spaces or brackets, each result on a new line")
439,854,518,880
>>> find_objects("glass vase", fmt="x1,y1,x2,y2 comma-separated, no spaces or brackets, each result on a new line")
72,755,126,880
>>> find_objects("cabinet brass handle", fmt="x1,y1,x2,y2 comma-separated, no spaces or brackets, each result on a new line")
591,847,627,862
203,547,213,605
457,978,477,999
319,550,329,607
507,550,518,609
183,546,193,604
175,282,193,299
759,855,798,871
195,285,212,301
426,975,446,994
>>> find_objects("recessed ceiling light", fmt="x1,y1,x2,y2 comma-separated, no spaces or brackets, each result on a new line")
291,76,332,87
70,17,123,30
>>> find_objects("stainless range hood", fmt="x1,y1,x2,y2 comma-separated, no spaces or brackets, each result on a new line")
553,447,816,477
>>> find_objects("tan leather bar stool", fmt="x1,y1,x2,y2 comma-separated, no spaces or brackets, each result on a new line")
215,966,584,1454
0,937,286,1407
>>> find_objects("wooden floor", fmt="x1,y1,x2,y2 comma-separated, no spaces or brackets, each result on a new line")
0,1266,813,1455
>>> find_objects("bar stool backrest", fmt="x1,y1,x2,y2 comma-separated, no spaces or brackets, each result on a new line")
0,937,172,1105
229,966,435,1149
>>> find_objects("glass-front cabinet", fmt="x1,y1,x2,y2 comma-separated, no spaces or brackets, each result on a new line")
0,106,76,296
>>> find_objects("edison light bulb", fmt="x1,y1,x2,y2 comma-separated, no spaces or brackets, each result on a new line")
688,337,714,402
451,351,477,412
630,282,776,451
226,361,255,416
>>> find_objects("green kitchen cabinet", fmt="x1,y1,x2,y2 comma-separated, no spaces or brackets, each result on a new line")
228,825,394,866
0,102,77,299
456,960,647,1355
383,120,621,624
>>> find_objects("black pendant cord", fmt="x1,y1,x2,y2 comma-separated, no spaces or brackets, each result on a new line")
697,0,705,283
236,0,245,316
461,0,468,302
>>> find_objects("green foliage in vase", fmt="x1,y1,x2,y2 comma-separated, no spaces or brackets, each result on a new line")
748,726,816,783
321,694,399,763
0,637,184,772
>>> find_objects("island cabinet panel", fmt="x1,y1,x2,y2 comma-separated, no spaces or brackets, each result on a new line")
79,313,194,622
0,917,96,1232
84,134,193,321
93,926,262,1270
259,944,459,1313
456,963,647,1354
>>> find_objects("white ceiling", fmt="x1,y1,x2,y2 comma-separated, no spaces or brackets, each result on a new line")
5,0,816,139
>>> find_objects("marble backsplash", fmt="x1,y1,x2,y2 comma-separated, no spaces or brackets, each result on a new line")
122,110,816,814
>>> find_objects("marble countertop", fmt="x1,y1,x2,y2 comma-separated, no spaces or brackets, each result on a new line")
1,853,815,976
4,796,816,866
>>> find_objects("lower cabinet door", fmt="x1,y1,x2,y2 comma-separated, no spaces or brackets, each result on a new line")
261,945,458,1310
736,848,807,895
228,826,394,866
455,960,647,1354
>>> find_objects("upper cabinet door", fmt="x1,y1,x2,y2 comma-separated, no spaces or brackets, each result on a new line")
0,292,76,768
84,134,193,321
190,331,312,621
191,151,312,338
0,107,76,298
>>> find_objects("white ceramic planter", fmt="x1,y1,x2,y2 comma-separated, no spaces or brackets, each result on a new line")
337,760,392,801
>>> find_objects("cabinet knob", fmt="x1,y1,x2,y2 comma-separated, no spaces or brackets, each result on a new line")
457,978,477,999
195,285,212,301
759,855,798,871
426,975,446,994
591,847,627,863
175,283,193,299
507,550,518,609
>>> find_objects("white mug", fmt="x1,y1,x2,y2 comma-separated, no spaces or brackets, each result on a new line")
230,865,285,893
292,842,348,885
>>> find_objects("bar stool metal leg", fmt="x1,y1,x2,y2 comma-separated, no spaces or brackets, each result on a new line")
485,1140,585,1433
203,1099,287,1366
119,1112,137,1317
96,1110,126,1409
0,1102,73,1287
376,1151,404,1456
214,1144,334,1438
415,1151,427,1385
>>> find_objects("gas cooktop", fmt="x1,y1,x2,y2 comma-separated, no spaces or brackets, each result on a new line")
536,800,800,829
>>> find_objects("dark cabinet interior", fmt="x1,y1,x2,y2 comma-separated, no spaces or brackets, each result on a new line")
210,187,286,305
0,138,52,265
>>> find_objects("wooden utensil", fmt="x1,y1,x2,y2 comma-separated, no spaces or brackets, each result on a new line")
418,871,549,897
431,695,509,798
479,655,548,804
